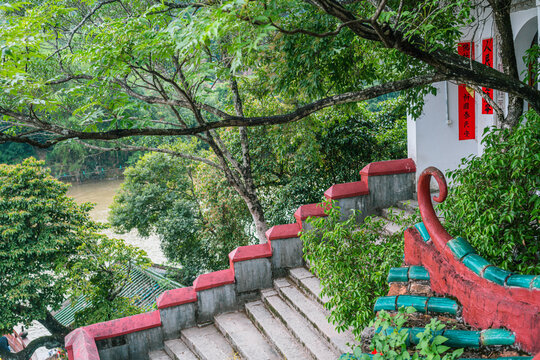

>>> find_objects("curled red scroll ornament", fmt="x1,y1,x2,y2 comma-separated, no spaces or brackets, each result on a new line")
417,167,453,254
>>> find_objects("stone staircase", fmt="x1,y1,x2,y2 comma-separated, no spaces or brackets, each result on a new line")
63,161,539,360
147,199,417,360
148,267,355,360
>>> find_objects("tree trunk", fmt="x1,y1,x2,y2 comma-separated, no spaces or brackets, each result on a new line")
490,0,524,127
241,185,269,244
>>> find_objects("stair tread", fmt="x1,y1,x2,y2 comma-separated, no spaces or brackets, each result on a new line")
245,300,313,360
371,216,402,235
181,324,236,360
262,289,339,360
164,339,198,360
215,311,281,360
289,267,330,305
381,206,415,220
149,350,172,360
397,199,419,211
274,278,356,354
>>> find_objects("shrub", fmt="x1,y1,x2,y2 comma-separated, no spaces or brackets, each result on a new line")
301,202,411,336
439,110,540,274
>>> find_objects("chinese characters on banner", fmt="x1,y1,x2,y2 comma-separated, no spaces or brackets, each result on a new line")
482,38,494,114
458,42,475,140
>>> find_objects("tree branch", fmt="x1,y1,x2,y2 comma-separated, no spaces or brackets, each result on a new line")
1,73,448,147
48,0,119,58
76,141,224,170
0,335,64,360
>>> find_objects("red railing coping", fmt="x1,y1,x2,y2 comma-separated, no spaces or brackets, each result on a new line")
324,180,369,200
265,223,301,240
193,268,235,292
156,286,197,309
229,243,272,264
65,328,99,360
359,158,416,176
83,310,162,341
294,203,330,223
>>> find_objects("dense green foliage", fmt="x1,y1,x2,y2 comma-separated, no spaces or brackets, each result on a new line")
254,100,407,225
440,111,540,274
301,203,410,336
109,152,253,284
0,158,95,333
0,159,152,359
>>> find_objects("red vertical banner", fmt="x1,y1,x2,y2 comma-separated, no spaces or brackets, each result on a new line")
458,86,475,140
482,38,494,114
458,42,475,140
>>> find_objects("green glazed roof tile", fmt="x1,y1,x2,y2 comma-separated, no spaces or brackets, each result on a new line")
483,266,512,286
409,266,430,280
374,296,397,312
532,276,540,289
414,222,430,242
388,267,409,282
462,254,491,276
447,237,476,260
506,274,536,288
426,297,458,315
480,329,515,346
442,329,480,348
397,295,428,313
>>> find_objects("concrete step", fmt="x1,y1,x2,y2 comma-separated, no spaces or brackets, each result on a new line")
214,311,281,360
261,288,339,360
371,216,402,236
397,199,419,212
380,206,416,221
245,300,313,360
164,339,198,360
149,350,172,360
181,324,236,360
274,278,356,354
288,267,330,306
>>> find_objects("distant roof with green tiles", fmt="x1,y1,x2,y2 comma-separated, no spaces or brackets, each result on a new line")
53,265,183,327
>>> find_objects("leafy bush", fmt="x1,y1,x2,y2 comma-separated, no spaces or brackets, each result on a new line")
440,111,539,274
301,202,406,336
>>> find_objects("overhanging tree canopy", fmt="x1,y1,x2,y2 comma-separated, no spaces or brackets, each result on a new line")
0,0,538,242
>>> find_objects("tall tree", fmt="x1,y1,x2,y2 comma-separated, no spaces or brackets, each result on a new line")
0,159,150,360
0,0,538,242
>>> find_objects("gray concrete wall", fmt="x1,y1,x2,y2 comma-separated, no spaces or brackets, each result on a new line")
196,284,237,324
127,327,163,360
270,237,304,277
336,172,415,223
160,302,196,340
234,258,272,293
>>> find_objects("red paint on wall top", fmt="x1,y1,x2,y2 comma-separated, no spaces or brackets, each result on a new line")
324,181,369,200
359,158,416,177
294,203,329,224
265,223,301,240
229,243,272,264
193,268,235,292
156,286,197,309
85,310,162,341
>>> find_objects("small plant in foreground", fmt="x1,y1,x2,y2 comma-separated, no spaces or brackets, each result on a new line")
341,308,464,360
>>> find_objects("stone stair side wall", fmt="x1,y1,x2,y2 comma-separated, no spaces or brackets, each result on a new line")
64,158,417,360
404,167,540,353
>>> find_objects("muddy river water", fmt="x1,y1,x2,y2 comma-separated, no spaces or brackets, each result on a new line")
66,179,167,265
